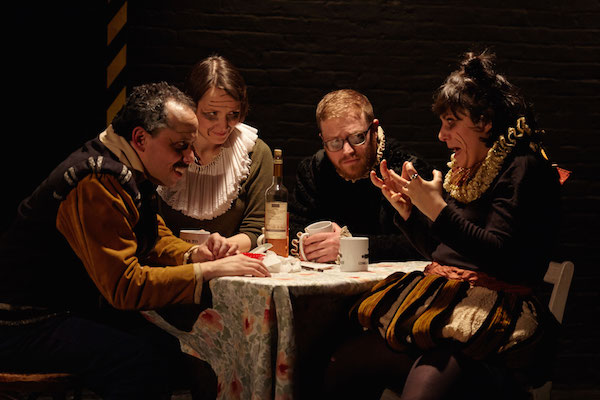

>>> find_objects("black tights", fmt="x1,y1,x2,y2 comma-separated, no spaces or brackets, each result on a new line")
403,348,531,400
400,347,469,400
324,330,522,400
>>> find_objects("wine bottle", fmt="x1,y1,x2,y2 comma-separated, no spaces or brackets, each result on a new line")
264,148,289,256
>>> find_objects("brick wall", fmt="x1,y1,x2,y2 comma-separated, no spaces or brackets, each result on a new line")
4,1,597,390
127,1,600,388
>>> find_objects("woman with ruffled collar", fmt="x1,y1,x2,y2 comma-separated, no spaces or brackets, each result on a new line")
158,55,273,252
326,51,564,399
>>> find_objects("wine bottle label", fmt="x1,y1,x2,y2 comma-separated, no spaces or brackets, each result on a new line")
265,201,288,239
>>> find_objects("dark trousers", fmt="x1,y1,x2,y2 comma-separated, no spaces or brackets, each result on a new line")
0,311,217,400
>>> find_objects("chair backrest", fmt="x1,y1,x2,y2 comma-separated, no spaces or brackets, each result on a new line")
543,261,574,323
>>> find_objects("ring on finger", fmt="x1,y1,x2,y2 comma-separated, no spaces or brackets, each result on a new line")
409,173,419,181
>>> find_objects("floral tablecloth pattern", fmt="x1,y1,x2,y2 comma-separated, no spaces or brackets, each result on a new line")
144,261,428,399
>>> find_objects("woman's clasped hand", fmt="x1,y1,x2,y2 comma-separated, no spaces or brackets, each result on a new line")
370,160,446,222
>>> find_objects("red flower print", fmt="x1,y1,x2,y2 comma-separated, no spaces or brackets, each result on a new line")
276,351,291,381
230,376,243,399
198,309,223,332
243,313,255,336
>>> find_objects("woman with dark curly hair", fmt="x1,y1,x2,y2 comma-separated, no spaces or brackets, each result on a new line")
325,50,563,400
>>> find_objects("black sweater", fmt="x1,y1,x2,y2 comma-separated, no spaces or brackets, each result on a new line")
289,137,432,262
397,144,561,286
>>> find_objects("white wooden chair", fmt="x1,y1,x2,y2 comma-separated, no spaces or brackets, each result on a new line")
542,260,574,324
380,260,575,400
529,260,574,400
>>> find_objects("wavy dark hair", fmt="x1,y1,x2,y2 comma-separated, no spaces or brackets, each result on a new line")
432,50,538,147
112,82,195,139
185,55,249,121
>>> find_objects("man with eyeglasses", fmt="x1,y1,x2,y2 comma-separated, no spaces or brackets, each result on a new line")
289,89,431,263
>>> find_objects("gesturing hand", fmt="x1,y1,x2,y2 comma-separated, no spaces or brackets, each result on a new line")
400,162,446,222
370,159,413,220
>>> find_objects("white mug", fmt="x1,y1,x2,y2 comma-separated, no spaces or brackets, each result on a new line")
299,221,334,261
179,229,210,245
339,237,369,272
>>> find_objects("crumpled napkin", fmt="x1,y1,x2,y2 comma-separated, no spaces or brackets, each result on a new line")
244,247,302,273
262,251,301,273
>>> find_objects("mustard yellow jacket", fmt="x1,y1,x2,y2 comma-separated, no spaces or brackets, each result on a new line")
57,173,199,310
0,127,202,320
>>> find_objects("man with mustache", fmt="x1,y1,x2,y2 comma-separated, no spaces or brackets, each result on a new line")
0,82,269,399
289,89,431,263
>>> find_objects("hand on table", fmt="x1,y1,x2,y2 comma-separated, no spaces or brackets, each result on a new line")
301,222,342,263
192,233,239,262
200,253,271,281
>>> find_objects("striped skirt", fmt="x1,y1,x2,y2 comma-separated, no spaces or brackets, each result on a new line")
350,270,557,370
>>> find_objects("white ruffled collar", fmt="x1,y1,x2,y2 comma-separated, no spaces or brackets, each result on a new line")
157,123,258,220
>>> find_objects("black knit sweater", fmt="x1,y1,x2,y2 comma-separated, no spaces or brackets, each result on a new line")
396,144,561,286
289,137,432,262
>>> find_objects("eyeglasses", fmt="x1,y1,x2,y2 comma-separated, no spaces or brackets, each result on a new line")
322,122,373,152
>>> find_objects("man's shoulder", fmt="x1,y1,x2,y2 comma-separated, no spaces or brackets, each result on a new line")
383,137,433,177
384,137,416,161
295,149,342,191
51,140,141,206
298,148,329,172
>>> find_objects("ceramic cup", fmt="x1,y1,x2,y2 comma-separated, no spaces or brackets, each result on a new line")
179,229,210,245
339,237,369,272
299,221,334,261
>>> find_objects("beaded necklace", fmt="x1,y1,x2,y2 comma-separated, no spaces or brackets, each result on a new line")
443,137,512,203
443,117,536,203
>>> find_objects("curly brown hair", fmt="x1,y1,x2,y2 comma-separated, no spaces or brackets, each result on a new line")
432,50,537,147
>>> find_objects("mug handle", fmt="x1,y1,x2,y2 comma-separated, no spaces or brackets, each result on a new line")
257,234,265,246
299,232,310,261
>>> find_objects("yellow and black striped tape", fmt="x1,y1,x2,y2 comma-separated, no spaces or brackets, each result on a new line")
106,0,127,126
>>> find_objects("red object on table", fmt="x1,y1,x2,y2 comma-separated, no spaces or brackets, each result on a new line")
242,252,266,260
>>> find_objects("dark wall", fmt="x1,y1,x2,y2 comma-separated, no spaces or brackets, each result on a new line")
4,4,106,227
3,0,597,390
126,1,599,389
